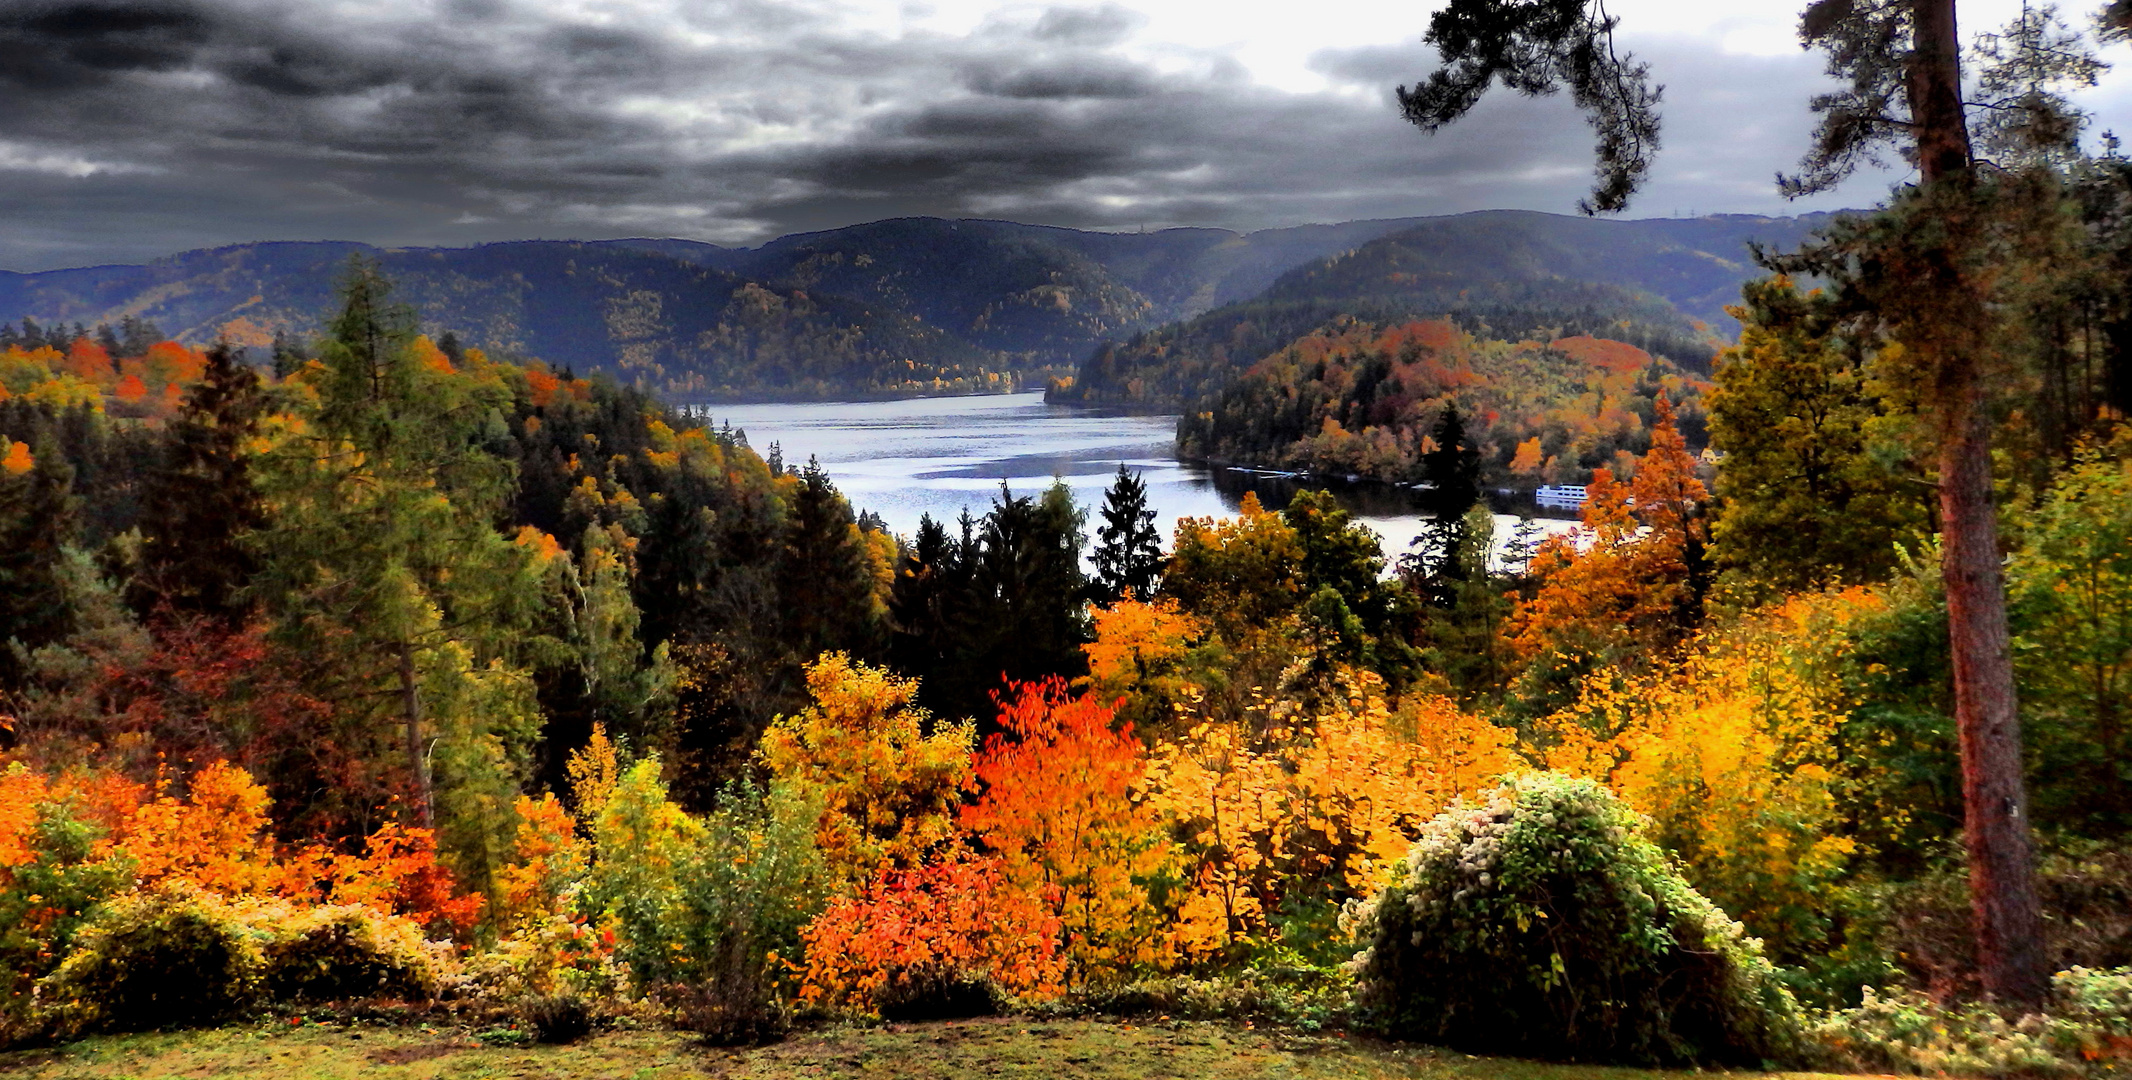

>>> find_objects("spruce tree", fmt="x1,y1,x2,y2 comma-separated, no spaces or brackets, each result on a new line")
130,344,268,626
889,513,959,680
0,437,81,692
1092,463,1163,601
925,481,1091,726
1416,402,1483,586
777,457,884,661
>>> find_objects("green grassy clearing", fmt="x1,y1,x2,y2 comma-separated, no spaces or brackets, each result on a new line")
0,1018,1869,1080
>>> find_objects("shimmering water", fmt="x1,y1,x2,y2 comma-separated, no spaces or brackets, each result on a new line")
687,391,1573,560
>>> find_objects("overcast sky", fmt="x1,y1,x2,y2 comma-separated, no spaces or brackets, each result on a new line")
3,0,2128,271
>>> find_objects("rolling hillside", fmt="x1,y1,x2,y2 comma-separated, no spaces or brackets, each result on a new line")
0,210,1834,402
1054,210,1837,409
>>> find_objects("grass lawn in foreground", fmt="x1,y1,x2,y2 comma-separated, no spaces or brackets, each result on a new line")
0,1018,1864,1080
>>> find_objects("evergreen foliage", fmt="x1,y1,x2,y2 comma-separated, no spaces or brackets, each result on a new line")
887,484,1089,726
0,436,80,691
250,258,552,887
1415,401,1483,583
1091,465,1163,601
129,344,269,625
1708,277,1931,592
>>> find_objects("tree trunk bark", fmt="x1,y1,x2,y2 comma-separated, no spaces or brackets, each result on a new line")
1910,0,1971,182
399,641,435,830
1940,381,2050,1006
1908,0,2049,1009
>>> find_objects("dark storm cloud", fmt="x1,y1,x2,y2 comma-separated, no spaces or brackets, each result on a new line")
0,0,1880,270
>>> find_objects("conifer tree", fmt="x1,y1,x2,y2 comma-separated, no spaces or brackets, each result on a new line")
1708,278,1931,591
903,483,1093,726
252,258,547,895
1397,0,2062,1003
778,457,885,662
888,513,968,689
1092,464,1163,601
0,437,80,692
130,344,268,626
1416,402,1483,585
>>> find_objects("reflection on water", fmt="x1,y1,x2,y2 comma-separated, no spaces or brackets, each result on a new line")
686,391,1576,560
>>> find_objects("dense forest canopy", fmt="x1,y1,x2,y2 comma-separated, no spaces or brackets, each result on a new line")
0,204,2128,1064
5,0,2132,1059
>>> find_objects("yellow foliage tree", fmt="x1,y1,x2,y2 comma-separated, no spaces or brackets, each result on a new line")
1162,492,1303,641
1535,589,1876,961
1143,671,1513,959
759,653,973,882
1080,596,1203,732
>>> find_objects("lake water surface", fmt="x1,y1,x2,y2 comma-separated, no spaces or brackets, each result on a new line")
691,392,1573,561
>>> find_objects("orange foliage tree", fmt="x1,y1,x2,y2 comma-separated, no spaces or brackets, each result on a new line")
0,756,485,938
1506,395,1709,682
962,679,1172,982
798,854,1064,1014
62,339,114,387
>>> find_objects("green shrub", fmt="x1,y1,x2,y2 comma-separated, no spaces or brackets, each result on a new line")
1043,972,1353,1031
1807,967,2132,1077
582,764,823,1044
262,905,445,1004
38,885,266,1034
874,972,1002,1022
1345,773,1801,1065
519,992,593,1044
0,797,134,1044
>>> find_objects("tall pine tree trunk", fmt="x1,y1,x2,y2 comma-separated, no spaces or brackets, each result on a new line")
399,641,435,830
1939,382,2048,1004
1913,0,2048,1007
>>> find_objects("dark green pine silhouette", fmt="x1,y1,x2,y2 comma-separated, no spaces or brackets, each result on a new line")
1416,401,1483,584
1091,463,1163,601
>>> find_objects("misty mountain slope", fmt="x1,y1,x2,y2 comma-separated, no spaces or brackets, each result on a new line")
1259,210,1832,330
1057,210,1837,408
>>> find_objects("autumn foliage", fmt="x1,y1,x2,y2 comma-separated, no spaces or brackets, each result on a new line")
798,855,1063,1016
0,757,486,940
760,653,974,881
1507,395,1709,671
963,680,1170,980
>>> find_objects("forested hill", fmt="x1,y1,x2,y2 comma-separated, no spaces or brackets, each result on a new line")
0,210,1831,403
1053,210,1838,409
0,219,1435,402
0,241,993,401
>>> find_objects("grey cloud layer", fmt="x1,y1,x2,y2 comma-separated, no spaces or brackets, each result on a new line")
0,0,1874,270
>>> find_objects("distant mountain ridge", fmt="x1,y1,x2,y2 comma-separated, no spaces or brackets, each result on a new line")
1053,209,1841,409
0,210,1836,402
